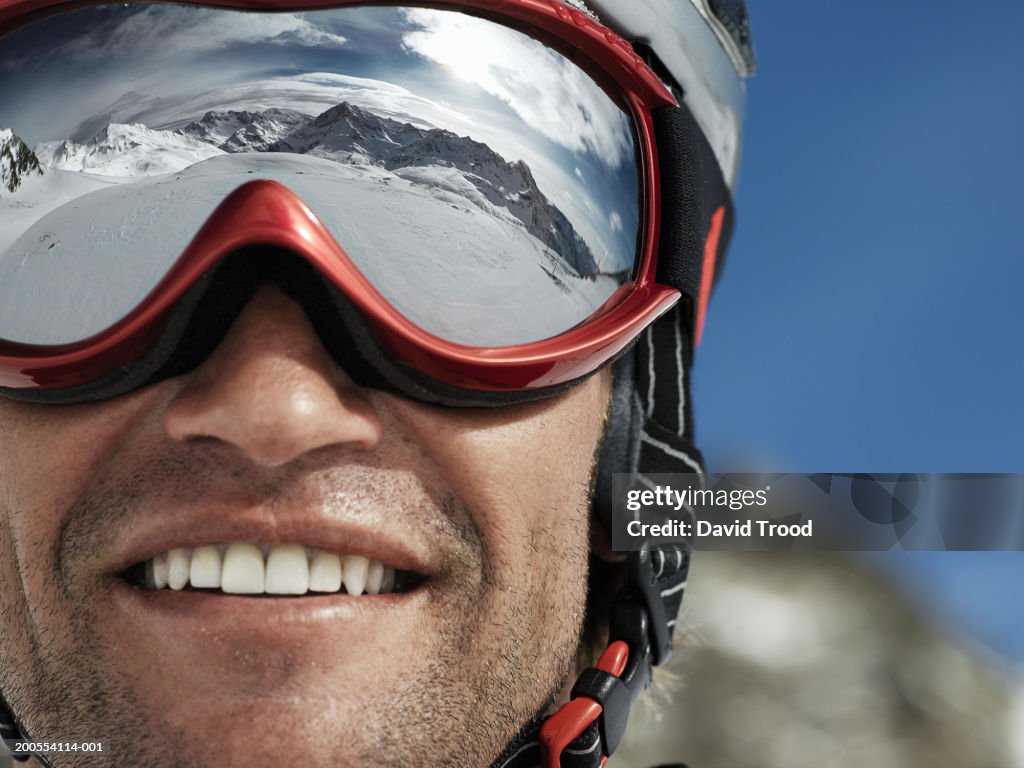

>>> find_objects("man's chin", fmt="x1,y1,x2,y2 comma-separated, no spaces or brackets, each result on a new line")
94,573,435,688
54,578,458,762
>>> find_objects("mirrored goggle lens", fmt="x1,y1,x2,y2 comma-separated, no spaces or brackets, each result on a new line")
0,4,641,348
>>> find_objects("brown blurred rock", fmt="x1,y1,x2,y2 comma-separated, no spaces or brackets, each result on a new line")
613,553,1016,768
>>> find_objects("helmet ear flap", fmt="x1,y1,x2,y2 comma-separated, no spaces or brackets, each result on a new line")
593,350,644,537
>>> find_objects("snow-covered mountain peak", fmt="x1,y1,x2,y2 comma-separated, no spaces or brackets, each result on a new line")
262,101,598,275
312,100,365,125
1,128,44,194
270,100,428,165
178,108,309,153
90,122,165,149
308,101,405,136
35,122,224,177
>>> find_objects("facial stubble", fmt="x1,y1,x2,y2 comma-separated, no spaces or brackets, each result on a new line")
0,439,597,768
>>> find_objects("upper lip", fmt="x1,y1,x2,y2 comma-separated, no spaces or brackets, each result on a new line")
108,502,438,578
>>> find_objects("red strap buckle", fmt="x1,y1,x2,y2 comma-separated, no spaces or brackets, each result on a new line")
539,641,629,768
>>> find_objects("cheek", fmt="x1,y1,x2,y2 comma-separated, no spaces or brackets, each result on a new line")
381,372,610,620
0,394,158,520
0,393,164,634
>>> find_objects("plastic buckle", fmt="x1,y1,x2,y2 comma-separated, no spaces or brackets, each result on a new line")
570,667,632,755
539,548,682,766
626,548,673,666
539,641,629,768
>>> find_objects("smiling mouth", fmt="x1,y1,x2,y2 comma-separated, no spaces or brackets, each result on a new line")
121,543,423,597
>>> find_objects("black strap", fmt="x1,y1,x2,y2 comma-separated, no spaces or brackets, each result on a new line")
652,105,704,313
630,305,701,662
0,693,55,768
652,105,735,349
490,717,605,768
490,717,545,768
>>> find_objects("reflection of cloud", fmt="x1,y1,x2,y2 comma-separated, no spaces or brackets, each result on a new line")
57,7,347,60
609,211,623,232
85,73,468,139
401,9,631,166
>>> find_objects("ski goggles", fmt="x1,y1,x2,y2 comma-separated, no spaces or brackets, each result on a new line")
0,0,732,406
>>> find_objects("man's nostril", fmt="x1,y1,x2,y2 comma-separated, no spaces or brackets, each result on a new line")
161,287,384,465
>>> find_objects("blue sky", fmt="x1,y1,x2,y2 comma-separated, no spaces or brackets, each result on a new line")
694,1,1024,471
691,2,1024,664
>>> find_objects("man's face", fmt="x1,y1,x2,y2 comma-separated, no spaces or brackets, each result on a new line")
0,287,611,767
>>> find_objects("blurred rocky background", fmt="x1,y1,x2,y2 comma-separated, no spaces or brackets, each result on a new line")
613,552,1022,768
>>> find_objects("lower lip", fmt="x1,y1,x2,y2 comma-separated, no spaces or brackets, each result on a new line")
108,576,425,634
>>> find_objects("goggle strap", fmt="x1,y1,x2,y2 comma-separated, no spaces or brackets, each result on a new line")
652,104,735,350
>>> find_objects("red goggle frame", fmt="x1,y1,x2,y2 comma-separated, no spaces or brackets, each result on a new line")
0,0,717,400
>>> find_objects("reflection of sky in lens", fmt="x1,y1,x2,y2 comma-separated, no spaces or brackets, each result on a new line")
0,5,638,272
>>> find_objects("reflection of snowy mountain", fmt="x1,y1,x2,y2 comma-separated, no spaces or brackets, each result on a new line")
1,128,44,193
35,123,223,176
178,108,309,153
1,153,620,347
30,101,599,277
267,102,599,277
12,99,602,297
272,101,422,164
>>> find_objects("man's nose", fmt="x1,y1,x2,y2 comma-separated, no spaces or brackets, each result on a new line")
162,285,383,466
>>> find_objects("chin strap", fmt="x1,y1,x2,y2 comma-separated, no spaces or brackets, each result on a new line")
491,543,691,768
0,695,55,768
493,305,703,768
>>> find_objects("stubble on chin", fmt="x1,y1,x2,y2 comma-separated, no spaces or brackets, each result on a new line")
0,448,593,768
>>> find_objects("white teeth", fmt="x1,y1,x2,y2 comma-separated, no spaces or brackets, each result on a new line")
190,545,222,589
221,543,265,595
309,551,343,593
265,544,310,595
167,548,190,591
136,543,402,596
366,559,384,595
343,555,369,596
152,551,169,590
